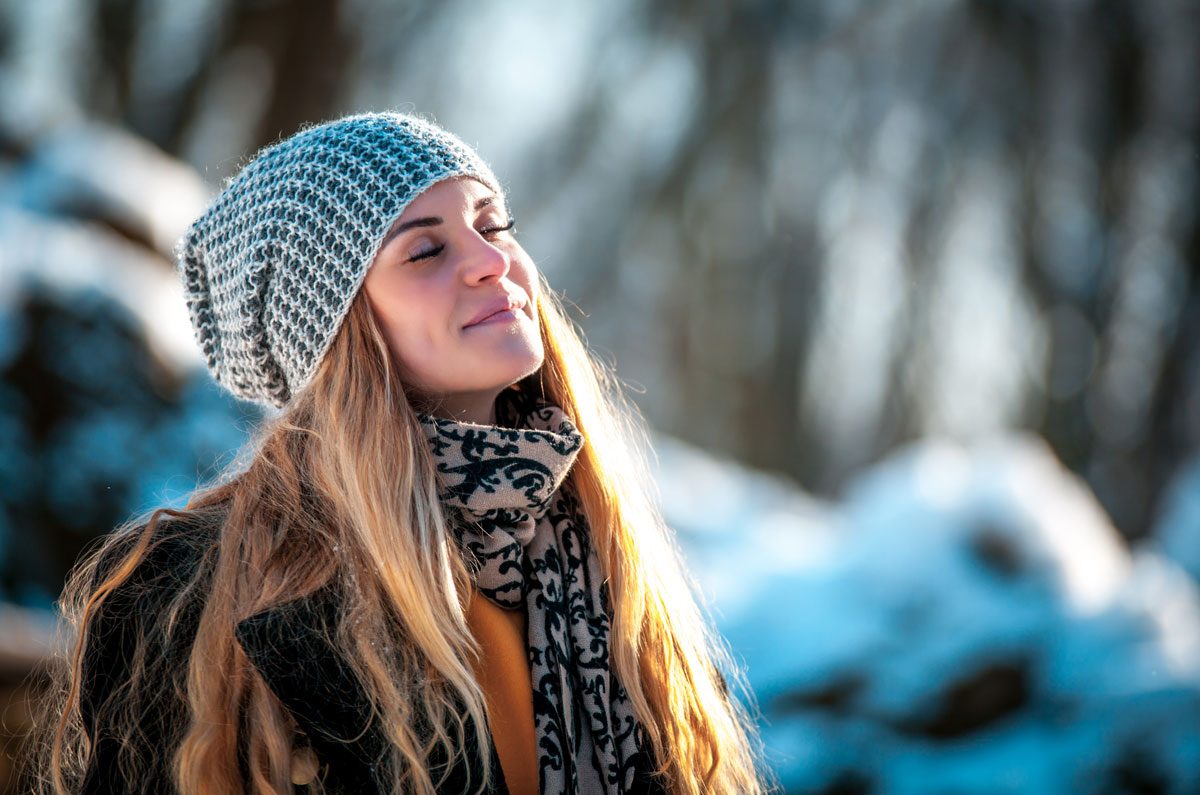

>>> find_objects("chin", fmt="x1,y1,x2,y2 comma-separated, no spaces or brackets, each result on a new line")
496,334,544,368
458,349,539,391
504,346,545,383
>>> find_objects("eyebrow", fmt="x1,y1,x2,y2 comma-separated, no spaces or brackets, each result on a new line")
381,195,499,248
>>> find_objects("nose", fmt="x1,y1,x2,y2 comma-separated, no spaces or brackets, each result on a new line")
461,233,511,285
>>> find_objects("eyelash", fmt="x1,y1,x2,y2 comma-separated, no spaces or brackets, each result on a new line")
408,219,517,263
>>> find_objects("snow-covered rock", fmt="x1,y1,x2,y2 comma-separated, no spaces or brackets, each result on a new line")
655,432,1200,794
0,119,251,608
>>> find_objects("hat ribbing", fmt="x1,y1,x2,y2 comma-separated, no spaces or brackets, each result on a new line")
175,111,503,408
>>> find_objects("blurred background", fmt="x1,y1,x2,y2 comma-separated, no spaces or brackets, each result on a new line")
1,0,1198,792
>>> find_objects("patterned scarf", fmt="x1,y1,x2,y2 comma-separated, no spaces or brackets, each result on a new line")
416,387,653,794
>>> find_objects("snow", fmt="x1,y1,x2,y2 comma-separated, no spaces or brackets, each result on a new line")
6,120,213,255
0,206,203,373
652,430,1200,793
1153,454,1200,584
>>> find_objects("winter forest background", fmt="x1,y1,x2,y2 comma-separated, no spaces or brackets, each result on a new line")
1,1,1199,793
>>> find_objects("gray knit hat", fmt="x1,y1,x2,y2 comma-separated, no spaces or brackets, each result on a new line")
175,111,503,409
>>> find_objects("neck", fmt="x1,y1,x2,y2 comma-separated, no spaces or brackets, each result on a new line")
419,390,500,426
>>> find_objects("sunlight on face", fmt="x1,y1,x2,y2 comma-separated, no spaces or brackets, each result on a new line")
362,176,543,416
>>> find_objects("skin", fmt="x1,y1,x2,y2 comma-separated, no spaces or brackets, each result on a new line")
362,176,544,425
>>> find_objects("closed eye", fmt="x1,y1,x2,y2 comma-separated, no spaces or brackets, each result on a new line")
408,244,444,263
406,218,516,263
481,218,517,237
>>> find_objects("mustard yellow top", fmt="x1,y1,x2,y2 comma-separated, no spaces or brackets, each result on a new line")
464,585,539,795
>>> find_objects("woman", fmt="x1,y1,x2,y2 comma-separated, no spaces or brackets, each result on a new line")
30,112,772,794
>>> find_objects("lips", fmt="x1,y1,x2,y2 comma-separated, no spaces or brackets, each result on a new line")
464,294,527,328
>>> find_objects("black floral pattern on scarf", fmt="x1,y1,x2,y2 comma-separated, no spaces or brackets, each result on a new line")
416,387,656,794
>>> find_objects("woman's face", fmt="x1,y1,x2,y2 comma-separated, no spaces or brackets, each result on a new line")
362,176,543,419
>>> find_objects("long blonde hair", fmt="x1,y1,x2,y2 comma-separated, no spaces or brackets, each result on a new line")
29,274,775,794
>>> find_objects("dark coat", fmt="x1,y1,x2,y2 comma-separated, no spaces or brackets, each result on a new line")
77,511,668,794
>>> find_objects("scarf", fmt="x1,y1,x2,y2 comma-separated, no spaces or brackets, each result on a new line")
416,387,653,794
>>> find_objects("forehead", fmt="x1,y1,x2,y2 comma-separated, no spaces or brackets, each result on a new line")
402,175,501,214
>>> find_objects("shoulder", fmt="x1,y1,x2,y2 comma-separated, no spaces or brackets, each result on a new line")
75,504,228,790
78,504,226,705
89,504,224,598
78,503,221,644
80,505,226,688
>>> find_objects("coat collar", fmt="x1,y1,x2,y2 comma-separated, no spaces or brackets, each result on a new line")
235,581,509,794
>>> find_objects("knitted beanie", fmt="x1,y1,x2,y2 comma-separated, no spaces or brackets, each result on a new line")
174,111,504,409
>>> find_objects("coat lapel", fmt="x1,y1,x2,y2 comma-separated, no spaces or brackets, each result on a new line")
234,583,389,792
233,583,509,794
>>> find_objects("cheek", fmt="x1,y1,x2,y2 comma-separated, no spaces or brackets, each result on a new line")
364,277,444,366
380,301,442,367
511,253,540,300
